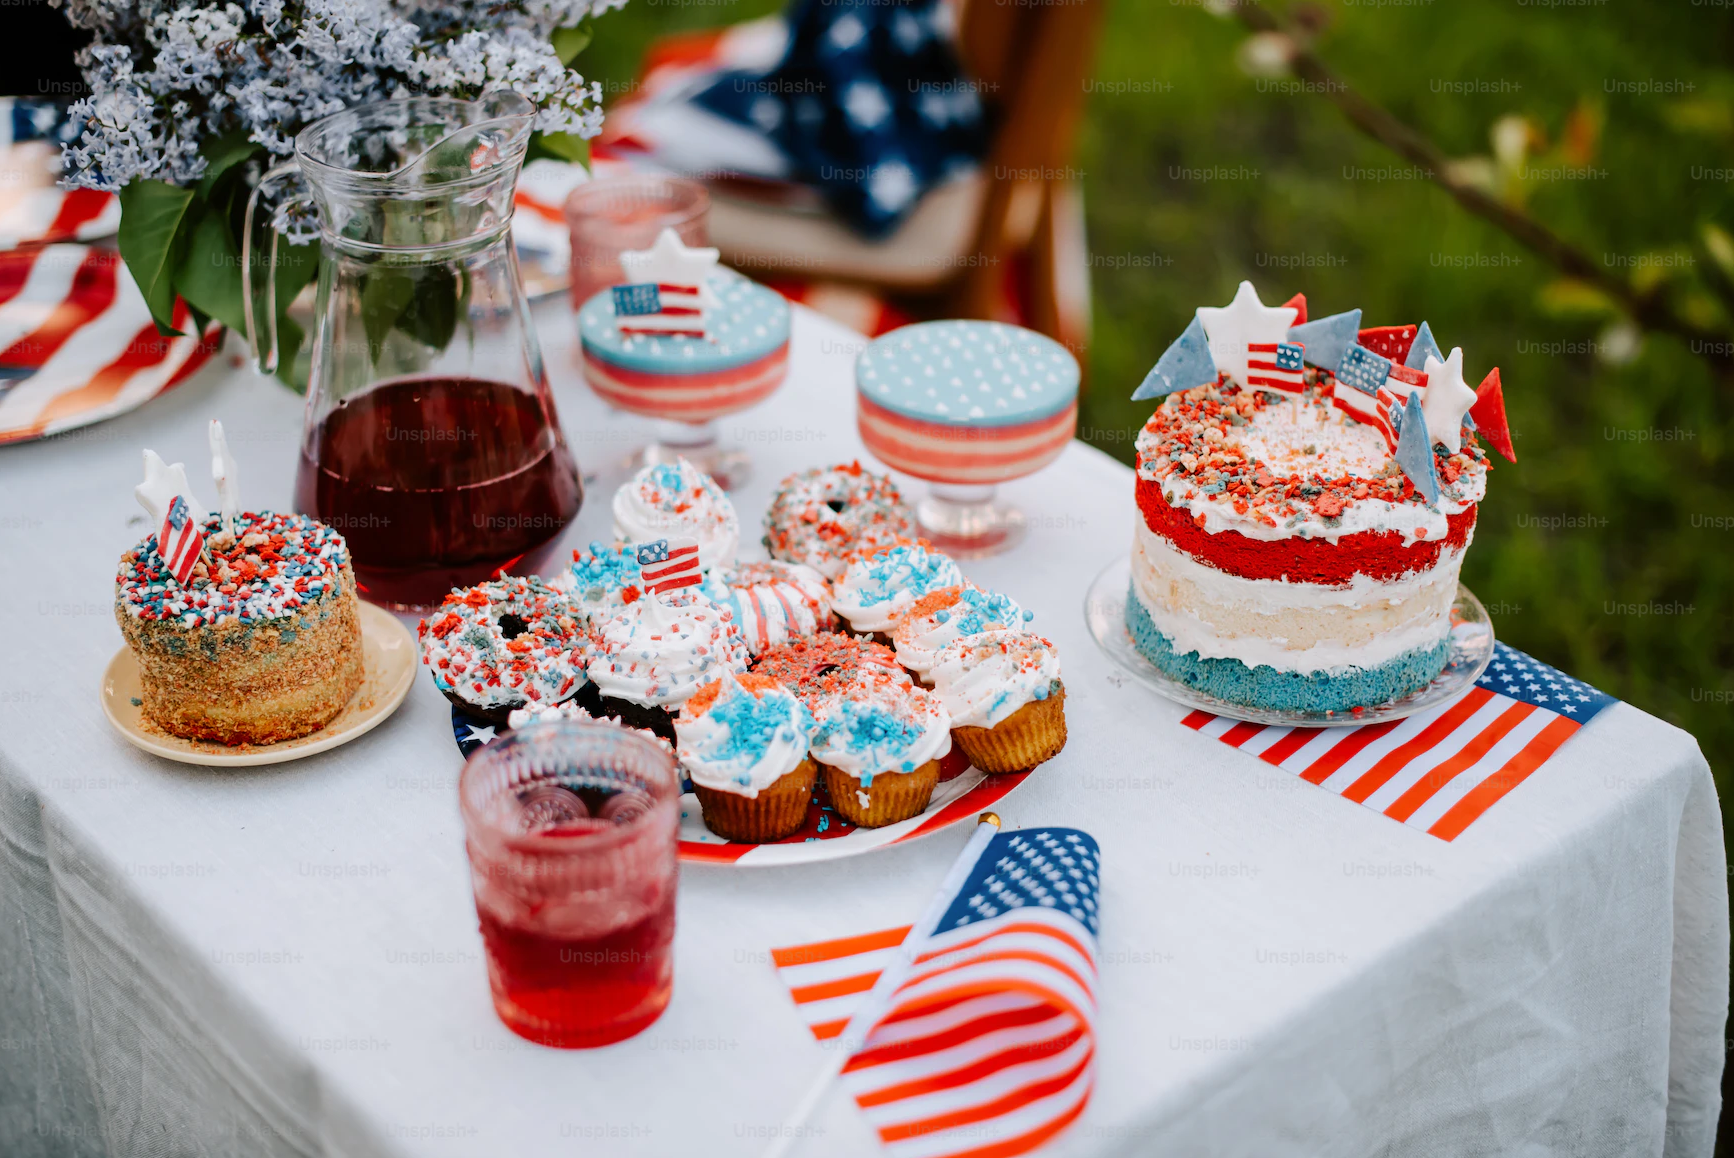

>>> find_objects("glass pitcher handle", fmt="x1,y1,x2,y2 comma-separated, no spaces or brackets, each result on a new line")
242,161,316,375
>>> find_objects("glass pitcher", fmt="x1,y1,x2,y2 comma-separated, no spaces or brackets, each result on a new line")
246,92,583,611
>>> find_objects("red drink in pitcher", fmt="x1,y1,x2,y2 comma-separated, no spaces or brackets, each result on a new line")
295,376,582,611
460,727,681,1048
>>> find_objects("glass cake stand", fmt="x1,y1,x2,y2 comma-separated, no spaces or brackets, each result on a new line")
1084,556,1495,727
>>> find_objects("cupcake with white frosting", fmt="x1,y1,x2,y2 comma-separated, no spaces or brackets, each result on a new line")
611,458,739,571
549,540,642,627
586,587,750,744
929,630,1066,774
677,673,817,842
809,676,952,828
506,698,676,759
890,585,1031,677
830,540,962,636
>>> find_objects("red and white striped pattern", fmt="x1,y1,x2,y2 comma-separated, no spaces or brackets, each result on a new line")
1245,340,1305,394
616,281,707,338
156,495,205,584
636,537,702,594
1183,645,1614,841
0,187,119,251
581,341,788,422
0,245,218,445
1330,379,1400,451
857,396,1077,485
772,906,1096,1157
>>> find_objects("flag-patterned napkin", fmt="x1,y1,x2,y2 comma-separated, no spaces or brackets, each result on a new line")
772,827,1100,1157
1187,642,1616,841
0,244,218,445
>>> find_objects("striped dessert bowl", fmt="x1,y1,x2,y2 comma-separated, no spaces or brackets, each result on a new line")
854,320,1080,555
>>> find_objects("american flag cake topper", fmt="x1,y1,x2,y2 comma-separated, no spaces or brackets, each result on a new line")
134,449,207,585
635,536,703,594
615,228,720,340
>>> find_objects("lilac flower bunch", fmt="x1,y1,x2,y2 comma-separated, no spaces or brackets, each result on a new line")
55,0,626,191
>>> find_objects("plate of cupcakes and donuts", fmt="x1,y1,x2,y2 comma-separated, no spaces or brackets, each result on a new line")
102,422,417,766
436,460,1068,865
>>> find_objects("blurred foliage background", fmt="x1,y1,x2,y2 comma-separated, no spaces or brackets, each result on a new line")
586,3,1733,828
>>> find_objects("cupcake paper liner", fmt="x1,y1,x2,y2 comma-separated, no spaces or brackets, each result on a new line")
693,758,817,843
821,760,940,828
951,687,1067,774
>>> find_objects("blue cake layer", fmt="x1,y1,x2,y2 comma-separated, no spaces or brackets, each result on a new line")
1124,583,1448,713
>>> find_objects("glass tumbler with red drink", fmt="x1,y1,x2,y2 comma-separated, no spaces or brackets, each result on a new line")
458,721,681,1048
247,92,583,611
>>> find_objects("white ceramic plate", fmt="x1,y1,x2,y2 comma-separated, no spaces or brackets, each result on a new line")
1086,556,1495,728
101,602,417,766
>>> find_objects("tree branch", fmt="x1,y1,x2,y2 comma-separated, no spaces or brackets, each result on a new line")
1232,0,1734,365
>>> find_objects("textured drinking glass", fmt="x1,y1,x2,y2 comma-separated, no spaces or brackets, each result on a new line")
458,721,680,1048
564,174,710,309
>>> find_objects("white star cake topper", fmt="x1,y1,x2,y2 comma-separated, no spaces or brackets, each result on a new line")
615,227,722,340
1419,347,1479,453
1195,281,1300,393
134,450,209,583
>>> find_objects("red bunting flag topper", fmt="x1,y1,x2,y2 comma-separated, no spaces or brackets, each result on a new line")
1471,367,1516,462
1357,324,1419,364
1280,291,1307,325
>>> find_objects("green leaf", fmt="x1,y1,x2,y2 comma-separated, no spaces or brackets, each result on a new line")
175,207,248,335
550,20,592,65
117,179,196,336
360,267,417,363
527,131,590,167
195,130,262,202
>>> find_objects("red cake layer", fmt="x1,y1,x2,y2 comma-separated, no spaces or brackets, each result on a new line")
1136,475,1476,585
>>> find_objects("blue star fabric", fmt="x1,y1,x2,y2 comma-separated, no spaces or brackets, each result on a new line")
1473,643,1617,723
936,828,1101,936
691,0,990,239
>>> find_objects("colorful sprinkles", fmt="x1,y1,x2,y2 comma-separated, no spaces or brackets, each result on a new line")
418,577,587,711
116,511,349,627
762,461,913,580
1135,376,1488,531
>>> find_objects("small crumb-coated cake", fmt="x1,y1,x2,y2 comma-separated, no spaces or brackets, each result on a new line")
114,511,364,744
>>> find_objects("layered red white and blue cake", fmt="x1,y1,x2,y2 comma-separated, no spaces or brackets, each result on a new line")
1126,282,1516,713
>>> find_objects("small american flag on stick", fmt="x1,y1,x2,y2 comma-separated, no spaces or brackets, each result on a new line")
636,536,703,594
611,282,707,339
1245,340,1306,394
134,449,206,585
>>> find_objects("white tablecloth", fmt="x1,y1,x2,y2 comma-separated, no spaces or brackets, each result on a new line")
0,302,1726,1158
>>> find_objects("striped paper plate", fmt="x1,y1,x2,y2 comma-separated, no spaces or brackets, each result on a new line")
451,702,1032,865
0,244,219,446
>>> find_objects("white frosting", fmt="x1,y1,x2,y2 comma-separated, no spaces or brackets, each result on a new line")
1129,544,1453,675
675,674,812,798
586,588,750,708
809,685,952,785
830,544,964,633
611,458,740,571
506,700,676,757
1137,392,1487,547
929,630,1063,729
892,586,1031,675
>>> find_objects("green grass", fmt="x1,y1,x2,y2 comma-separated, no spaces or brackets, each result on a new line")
582,0,1733,795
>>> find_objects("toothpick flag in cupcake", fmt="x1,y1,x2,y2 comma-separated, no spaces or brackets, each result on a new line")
1196,280,1302,393
209,420,240,534
135,449,207,584
1419,347,1479,453
614,228,721,340
637,537,703,595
